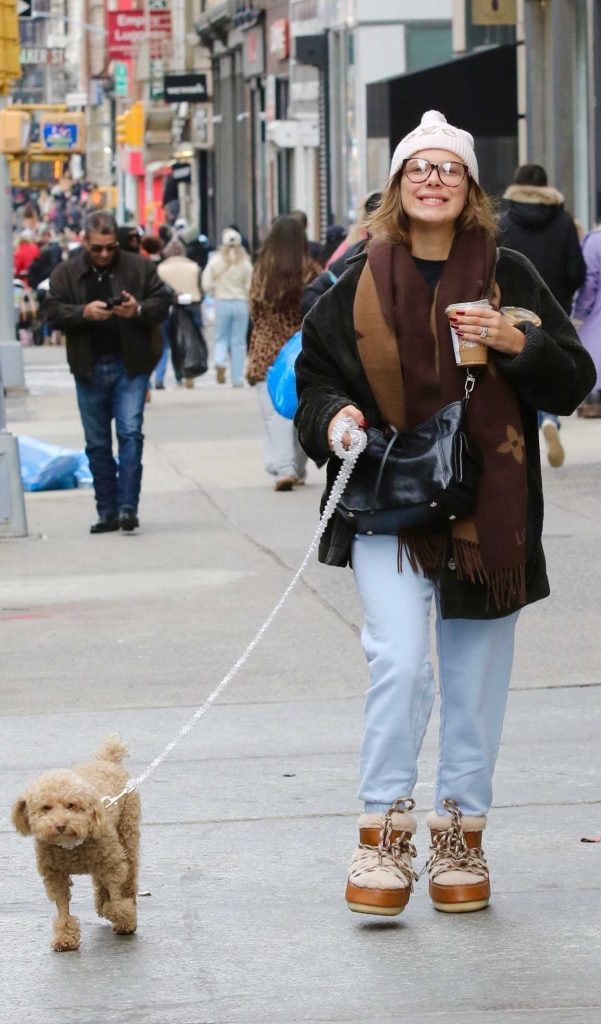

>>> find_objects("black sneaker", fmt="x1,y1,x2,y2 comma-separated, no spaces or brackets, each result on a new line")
119,510,140,532
90,515,119,534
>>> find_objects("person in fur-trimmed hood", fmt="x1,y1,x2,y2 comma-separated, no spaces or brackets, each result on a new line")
295,112,595,922
498,164,586,467
499,165,585,314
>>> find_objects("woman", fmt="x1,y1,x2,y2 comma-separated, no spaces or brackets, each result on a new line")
247,216,321,491
572,227,601,415
157,238,203,389
295,111,595,917
201,228,252,387
13,229,40,285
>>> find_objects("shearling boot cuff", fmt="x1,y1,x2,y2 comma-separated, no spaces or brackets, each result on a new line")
426,810,487,833
359,811,417,833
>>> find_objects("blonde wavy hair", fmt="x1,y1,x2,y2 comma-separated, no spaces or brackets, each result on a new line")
365,168,498,247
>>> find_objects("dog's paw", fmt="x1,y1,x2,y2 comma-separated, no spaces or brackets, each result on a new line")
51,914,81,952
96,898,113,920
110,897,137,935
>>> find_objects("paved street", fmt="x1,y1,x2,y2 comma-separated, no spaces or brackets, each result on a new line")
2,346,601,1024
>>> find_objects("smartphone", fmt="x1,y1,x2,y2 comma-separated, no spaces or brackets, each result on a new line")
106,296,124,310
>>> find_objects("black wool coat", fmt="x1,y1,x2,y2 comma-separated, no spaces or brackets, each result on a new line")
295,247,596,620
45,249,172,380
498,185,586,313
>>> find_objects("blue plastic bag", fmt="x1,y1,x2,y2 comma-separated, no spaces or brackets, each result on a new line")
18,436,90,492
266,330,302,420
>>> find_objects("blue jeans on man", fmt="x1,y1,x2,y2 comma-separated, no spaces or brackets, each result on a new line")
75,356,149,520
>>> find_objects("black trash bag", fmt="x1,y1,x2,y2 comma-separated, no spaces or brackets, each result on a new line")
169,305,208,379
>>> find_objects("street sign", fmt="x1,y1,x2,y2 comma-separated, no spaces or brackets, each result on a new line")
150,58,164,101
20,48,65,66
17,1,32,17
163,73,210,104
66,91,88,108
114,61,129,97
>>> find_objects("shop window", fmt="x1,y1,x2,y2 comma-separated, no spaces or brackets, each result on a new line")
405,25,452,74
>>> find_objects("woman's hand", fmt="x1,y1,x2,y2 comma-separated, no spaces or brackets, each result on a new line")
327,405,366,451
450,308,526,356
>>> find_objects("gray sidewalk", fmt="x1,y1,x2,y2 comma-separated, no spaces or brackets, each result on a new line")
2,347,601,1023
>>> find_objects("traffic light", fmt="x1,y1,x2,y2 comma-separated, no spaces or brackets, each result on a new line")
129,101,144,147
116,111,130,146
115,103,144,147
0,109,30,154
0,0,21,94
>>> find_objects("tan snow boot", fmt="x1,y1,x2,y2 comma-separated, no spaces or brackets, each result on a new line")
426,799,490,913
345,797,418,916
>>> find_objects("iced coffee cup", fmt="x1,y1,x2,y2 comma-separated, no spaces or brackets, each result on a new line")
445,299,492,367
500,306,542,328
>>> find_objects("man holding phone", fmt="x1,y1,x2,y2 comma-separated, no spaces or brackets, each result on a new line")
45,211,171,533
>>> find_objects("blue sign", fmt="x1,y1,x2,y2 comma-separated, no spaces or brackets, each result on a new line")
41,122,80,151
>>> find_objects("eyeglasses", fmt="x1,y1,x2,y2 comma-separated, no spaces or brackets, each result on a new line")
403,158,467,187
88,242,119,254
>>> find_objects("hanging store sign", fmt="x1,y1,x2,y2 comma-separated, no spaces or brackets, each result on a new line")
243,27,265,78
471,0,516,24
163,72,210,104
269,19,289,61
107,9,172,60
171,161,192,183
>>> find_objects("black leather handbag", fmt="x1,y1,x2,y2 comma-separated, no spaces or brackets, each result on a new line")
336,396,482,535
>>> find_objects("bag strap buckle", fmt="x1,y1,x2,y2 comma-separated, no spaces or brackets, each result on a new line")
464,369,478,403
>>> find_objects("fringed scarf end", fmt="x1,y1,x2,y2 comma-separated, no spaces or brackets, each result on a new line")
398,529,447,580
453,538,526,610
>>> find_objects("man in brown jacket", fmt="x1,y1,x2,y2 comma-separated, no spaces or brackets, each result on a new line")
45,211,171,533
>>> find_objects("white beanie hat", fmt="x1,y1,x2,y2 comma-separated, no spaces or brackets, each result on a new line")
222,228,242,247
389,110,479,184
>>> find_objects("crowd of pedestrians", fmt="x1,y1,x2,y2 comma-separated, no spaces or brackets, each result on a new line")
10,147,601,531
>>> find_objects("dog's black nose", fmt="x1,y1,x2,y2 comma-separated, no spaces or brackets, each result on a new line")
56,824,67,833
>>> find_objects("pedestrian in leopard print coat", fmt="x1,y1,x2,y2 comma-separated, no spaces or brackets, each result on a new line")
247,215,321,491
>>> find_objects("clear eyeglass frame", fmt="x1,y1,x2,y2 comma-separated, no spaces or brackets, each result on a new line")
403,158,467,187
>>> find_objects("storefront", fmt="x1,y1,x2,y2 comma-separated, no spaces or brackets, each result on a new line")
366,43,518,199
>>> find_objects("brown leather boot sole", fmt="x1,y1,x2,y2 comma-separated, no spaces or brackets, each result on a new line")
346,880,411,916
429,878,490,913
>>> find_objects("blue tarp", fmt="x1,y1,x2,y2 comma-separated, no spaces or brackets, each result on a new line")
18,436,93,492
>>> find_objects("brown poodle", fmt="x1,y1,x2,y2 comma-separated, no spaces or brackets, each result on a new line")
11,735,140,952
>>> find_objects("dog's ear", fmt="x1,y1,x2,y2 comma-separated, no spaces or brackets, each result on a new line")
90,799,106,839
11,797,31,836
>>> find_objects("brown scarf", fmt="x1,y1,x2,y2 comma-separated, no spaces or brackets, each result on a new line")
353,229,527,610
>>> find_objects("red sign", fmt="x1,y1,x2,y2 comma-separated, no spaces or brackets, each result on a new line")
269,19,289,61
107,9,172,60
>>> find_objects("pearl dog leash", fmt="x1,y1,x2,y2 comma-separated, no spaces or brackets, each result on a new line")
102,417,367,807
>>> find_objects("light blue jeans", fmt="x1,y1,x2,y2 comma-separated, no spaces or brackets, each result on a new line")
352,534,519,817
214,298,249,386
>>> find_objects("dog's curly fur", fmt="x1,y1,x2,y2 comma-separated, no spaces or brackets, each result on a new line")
11,734,140,952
